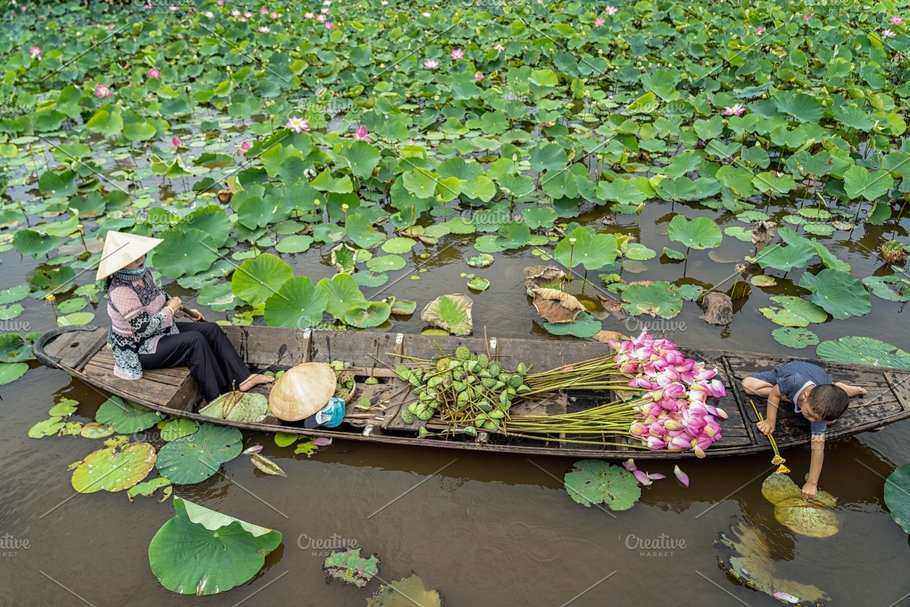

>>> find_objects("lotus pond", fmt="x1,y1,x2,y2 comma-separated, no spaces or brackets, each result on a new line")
2,0,910,604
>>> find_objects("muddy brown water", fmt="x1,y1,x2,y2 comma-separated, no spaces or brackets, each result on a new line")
1,198,909,606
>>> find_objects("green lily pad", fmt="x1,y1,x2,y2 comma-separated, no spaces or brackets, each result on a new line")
759,296,827,328
156,423,243,485
771,327,819,349
95,396,161,434
554,227,618,271
80,423,115,439
816,337,910,370
158,419,199,442
863,275,910,302
466,276,490,291
199,392,269,423
667,215,722,250
231,254,294,307
58,311,95,326
71,442,157,493
275,235,314,254
323,548,379,588
366,254,406,273
563,460,641,511
367,575,442,607
0,362,29,385
540,312,602,338
0,334,33,363
48,397,79,417
153,227,219,278
761,473,838,538
800,269,871,320
465,253,494,268
884,464,910,534
127,476,172,501
390,298,417,315
344,301,392,328
381,237,416,254
148,497,282,596
28,416,65,438
421,293,473,336
621,282,683,319
264,276,328,328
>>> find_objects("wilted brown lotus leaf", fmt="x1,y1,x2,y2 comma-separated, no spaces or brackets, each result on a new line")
751,220,776,250
523,265,566,293
530,287,585,323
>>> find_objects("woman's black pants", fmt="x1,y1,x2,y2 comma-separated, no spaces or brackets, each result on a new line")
139,321,251,403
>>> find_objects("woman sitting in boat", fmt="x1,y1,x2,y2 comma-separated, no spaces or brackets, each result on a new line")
97,231,273,404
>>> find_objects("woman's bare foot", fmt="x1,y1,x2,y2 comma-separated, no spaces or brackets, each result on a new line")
239,373,275,392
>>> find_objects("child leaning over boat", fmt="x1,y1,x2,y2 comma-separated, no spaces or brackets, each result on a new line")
742,361,866,499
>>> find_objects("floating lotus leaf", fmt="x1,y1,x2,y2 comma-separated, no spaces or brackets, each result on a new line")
71,442,156,493
58,311,95,326
541,312,602,338
563,460,641,511
28,416,65,439
159,419,199,441
863,275,910,302
884,464,910,533
667,215,722,250
264,276,328,328
80,422,115,439
466,253,494,268
95,396,161,434
148,497,282,596
771,328,819,349
323,548,380,587
153,227,219,278
717,520,829,605
366,254,406,273
0,284,29,305
318,273,366,319
56,297,87,314
554,227,618,271
759,296,827,328
761,473,838,538
199,391,269,423
196,283,236,311
275,235,313,254
0,334,33,363
48,397,78,417
381,237,416,254
816,337,910,370
127,476,172,501
367,575,442,607
800,269,870,320
344,301,392,328
466,276,490,291
390,298,417,315
0,362,28,385
421,294,473,336
156,424,243,485
231,254,294,306
621,281,683,319
530,287,585,323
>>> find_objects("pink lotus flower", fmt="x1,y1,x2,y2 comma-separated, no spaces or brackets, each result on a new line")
316,13,325,22
239,140,252,154
354,125,369,141
802,13,812,22
646,436,667,450
891,16,904,26
474,71,484,82
258,26,270,33
324,21,334,29
673,465,690,487
94,83,112,98
171,135,182,147
423,58,439,69
623,458,637,472
604,5,618,15
271,11,279,19
305,11,314,18
286,116,309,133
28,46,42,59
451,48,464,60
260,6,268,14
755,26,766,35
883,29,896,38
493,43,505,52
722,104,746,117
594,17,605,27
146,67,160,79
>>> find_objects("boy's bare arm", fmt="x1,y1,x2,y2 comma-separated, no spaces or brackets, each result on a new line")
803,435,825,499
757,385,780,435
834,381,867,397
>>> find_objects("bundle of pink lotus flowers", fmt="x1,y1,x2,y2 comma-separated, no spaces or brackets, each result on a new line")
614,331,727,457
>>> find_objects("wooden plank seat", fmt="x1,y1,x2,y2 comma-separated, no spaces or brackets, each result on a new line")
83,347,199,410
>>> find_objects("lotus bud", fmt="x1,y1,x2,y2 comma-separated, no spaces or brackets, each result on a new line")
668,435,690,450
646,436,667,450
630,422,645,437
664,418,682,431
341,203,349,212
622,458,637,472
693,444,706,459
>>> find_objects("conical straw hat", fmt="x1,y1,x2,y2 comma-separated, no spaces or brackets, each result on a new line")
268,362,337,422
95,231,163,281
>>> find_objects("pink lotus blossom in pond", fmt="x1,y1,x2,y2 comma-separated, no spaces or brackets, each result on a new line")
493,43,505,52
755,26,765,35
324,21,334,29
474,71,484,82
882,29,896,38
354,125,369,141
286,116,310,133
260,6,268,14
217,0,224,5
594,17,605,27
94,83,112,98
171,135,182,147
891,16,904,26
802,13,811,22
239,140,252,154
204,10,214,18
146,67,160,79
604,5,618,15
722,104,746,117
451,48,464,60
423,58,439,69
258,26,270,33
305,11,314,18
28,46,41,59
317,13,325,22
271,11,279,19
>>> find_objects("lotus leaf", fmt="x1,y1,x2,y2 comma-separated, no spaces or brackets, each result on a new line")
366,254,406,273
58,312,95,326
71,442,156,493
554,227,618,271
0,334,33,363
199,392,269,423
563,460,641,511
390,299,417,315
153,227,219,278
530,288,585,323
264,277,328,328
367,575,442,607
421,294,473,336
344,301,392,328
0,361,28,385
48,397,78,417
622,282,683,319
667,215,722,250
95,396,161,434
800,269,870,320
80,423,115,439
771,328,819,349
761,473,839,538
28,416,65,439
148,497,282,596
863,275,910,302
465,253,494,268
381,237,416,254
156,423,243,485
231,254,294,306
323,548,379,588
816,337,910,370
127,476,172,501
275,235,313,254
884,464,910,534
759,296,827,328
540,312,602,338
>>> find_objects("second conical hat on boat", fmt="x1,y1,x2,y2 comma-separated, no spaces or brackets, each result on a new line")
268,362,337,421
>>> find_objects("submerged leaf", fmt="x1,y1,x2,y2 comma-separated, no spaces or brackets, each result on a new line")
761,473,838,538
563,460,641,511
250,453,287,477
71,442,157,493
367,575,442,607
323,548,379,588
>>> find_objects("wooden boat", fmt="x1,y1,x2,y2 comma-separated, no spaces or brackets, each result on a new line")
34,325,910,460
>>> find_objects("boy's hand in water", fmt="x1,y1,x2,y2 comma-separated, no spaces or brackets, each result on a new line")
757,419,775,436
801,481,818,500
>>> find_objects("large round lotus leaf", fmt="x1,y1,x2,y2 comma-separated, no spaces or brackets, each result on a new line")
95,396,161,434
0,362,29,385
771,327,819,349
0,334,32,363
231,253,294,306
156,424,243,485
0,283,29,305
554,227,618,271
367,575,442,607
48,397,78,417
58,311,95,326
263,276,328,328
421,293,473,336
71,442,156,493
381,237,416,254
816,337,910,370
153,227,219,278
28,416,65,438
667,215,722,250
318,273,366,319
541,312,602,338
344,301,391,328
199,391,269,423
563,460,641,511
275,235,313,254
148,497,282,596
80,423,115,439
159,418,199,442
801,269,871,320
366,254,406,273
465,253,494,268
182,205,231,248
323,548,380,588
759,296,827,327
621,282,683,319
884,464,910,533
863,275,910,302
761,473,838,538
